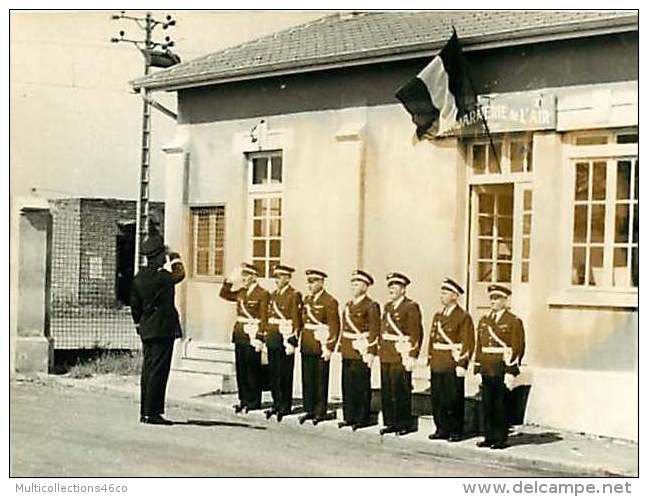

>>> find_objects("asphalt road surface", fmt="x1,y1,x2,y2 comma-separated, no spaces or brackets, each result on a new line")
11,380,549,477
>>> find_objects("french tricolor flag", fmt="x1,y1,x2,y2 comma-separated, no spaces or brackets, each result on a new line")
396,29,466,139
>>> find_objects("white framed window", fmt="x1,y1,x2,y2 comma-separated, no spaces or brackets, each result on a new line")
568,129,638,290
468,133,533,178
247,151,283,278
190,206,225,277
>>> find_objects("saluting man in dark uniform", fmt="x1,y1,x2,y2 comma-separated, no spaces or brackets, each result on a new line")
427,278,475,442
337,270,381,431
379,272,423,436
219,263,270,414
265,264,302,422
474,284,526,449
299,269,340,426
130,235,185,425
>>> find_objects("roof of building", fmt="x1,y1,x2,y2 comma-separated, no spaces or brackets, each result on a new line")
132,10,638,91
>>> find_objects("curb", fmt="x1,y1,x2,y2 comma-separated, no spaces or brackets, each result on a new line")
24,374,636,477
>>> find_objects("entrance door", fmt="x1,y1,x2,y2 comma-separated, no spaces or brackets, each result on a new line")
468,183,533,322
468,184,514,319
116,222,135,306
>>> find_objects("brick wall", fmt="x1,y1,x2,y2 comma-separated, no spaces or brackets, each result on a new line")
78,199,164,306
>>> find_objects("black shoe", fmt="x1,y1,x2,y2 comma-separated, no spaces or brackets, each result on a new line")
490,441,509,450
141,415,173,425
398,427,417,436
448,433,464,442
298,414,313,425
379,426,398,436
476,439,494,448
265,408,275,419
276,412,284,423
338,421,353,429
233,404,244,413
428,431,449,440
352,421,371,431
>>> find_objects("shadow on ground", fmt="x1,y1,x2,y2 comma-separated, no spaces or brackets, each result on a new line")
172,419,267,430
507,431,563,447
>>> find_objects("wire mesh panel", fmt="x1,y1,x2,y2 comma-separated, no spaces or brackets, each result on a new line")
48,199,164,350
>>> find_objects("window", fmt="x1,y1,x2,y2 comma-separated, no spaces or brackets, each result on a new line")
469,134,533,176
569,131,637,289
248,151,283,278
521,190,533,283
191,206,225,277
476,188,514,283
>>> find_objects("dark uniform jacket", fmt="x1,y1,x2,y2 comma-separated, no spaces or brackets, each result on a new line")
219,282,270,346
428,305,475,372
379,297,423,364
339,296,381,361
474,310,525,377
266,285,303,349
130,255,185,341
300,290,340,355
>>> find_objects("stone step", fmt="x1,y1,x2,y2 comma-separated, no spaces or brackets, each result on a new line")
170,368,238,394
183,340,235,363
177,356,236,376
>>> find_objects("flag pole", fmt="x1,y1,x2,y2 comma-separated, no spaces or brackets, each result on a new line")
455,28,502,173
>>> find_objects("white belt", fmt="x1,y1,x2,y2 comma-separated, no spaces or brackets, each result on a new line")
237,317,260,324
343,331,367,340
432,342,460,351
382,333,406,342
482,346,508,354
268,318,290,325
304,323,320,331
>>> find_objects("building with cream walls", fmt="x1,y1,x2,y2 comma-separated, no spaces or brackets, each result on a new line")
132,11,638,440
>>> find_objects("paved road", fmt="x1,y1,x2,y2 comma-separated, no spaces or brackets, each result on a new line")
11,380,549,477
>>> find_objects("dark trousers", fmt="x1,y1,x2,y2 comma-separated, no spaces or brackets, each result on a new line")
431,370,465,436
140,337,175,417
482,375,508,443
301,353,330,418
268,347,295,414
234,343,262,408
380,362,413,430
342,359,371,425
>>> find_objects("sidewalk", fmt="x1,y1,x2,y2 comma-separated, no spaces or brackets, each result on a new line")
32,371,638,477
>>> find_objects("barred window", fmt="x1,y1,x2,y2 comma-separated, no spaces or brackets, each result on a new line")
191,206,225,277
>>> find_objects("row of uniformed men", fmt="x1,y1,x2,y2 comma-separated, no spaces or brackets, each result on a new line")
219,262,526,449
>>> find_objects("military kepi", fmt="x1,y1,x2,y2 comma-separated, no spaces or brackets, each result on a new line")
305,268,327,280
351,269,374,286
441,277,464,295
241,262,259,276
488,284,511,298
386,272,411,287
273,264,295,276
141,235,165,258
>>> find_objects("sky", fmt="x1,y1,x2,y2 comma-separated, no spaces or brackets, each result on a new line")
10,10,328,201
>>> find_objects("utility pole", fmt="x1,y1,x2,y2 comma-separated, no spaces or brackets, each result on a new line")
110,11,180,269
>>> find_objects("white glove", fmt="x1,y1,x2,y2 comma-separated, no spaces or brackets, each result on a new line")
251,338,263,353
321,348,332,362
364,353,376,368
416,356,429,368
403,356,414,372
285,344,295,356
227,265,242,284
504,373,515,390
161,254,173,273
474,372,482,383
455,366,466,377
